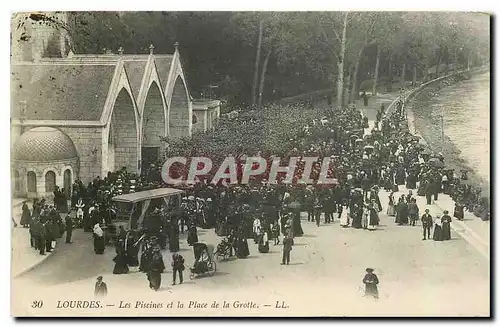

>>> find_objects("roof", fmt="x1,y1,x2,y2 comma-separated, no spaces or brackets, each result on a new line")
12,127,78,162
123,60,147,99
193,99,221,111
112,188,184,203
153,56,174,90
11,63,116,121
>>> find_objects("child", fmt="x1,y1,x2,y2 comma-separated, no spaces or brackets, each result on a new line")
271,222,280,245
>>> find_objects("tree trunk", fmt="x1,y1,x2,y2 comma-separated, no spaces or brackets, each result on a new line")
412,64,417,87
401,62,406,89
372,45,380,95
251,20,264,106
336,12,349,108
345,65,352,105
436,53,442,78
467,55,470,70
257,49,271,108
387,53,393,92
350,46,365,104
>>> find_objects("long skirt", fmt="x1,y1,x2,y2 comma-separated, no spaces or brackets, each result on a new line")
292,213,304,237
454,206,464,220
147,271,162,290
169,237,180,252
340,209,349,227
433,224,443,241
113,256,129,274
258,241,269,253
93,236,105,254
139,253,149,272
187,228,198,246
442,222,451,240
236,239,250,258
386,204,396,217
352,212,362,229
126,247,140,267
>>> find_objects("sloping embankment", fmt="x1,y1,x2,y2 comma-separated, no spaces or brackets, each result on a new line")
404,67,490,198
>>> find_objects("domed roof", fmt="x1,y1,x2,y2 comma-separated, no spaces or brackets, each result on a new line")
13,127,78,162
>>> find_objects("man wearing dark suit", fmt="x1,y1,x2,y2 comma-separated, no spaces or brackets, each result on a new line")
94,276,107,297
281,236,293,265
421,209,433,240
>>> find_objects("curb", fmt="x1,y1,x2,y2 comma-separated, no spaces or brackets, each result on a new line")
12,239,58,279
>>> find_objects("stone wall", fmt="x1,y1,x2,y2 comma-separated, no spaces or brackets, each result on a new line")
110,90,139,173
57,126,102,183
169,77,190,138
142,85,166,148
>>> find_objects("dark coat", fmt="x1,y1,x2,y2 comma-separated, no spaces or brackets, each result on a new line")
94,282,107,297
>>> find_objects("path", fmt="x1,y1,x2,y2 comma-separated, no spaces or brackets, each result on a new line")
11,93,489,317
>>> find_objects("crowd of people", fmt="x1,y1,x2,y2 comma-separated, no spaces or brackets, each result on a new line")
14,90,489,291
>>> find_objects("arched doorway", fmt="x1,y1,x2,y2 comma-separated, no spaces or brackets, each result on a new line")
45,170,56,193
142,82,167,171
63,169,72,197
169,76,190,138
27,171,36,193
109,88,139,173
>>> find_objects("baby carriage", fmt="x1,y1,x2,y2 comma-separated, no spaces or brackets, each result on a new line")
190,242,217,279
214,237,233,261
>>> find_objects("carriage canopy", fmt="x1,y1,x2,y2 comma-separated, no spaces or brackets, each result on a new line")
111,188,185,229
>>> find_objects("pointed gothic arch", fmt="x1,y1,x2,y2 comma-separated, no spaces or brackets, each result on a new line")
141,81,167,168
108,88,139,173
169,75,191,138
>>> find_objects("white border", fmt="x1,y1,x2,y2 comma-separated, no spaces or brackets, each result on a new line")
1,3,498,327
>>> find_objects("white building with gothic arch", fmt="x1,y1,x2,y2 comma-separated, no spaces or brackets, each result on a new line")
10,13,220,199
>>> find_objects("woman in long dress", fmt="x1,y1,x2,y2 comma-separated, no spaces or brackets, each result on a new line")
147,248,165,291
168,220,180,252
125,232,140,268
339,204,350,227
363,268,379,299
453,203,465,221
187,222,199,246
258,230,270,253
20,202,32,227
396,196,409,225
252,217,262,244
367,203,379,230
441,211,452,241
236,234,250,258
433,215,443,241
93,223,105,254
386,192,396,217
113,246,129,274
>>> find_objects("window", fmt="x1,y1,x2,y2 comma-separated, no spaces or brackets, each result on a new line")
45,171,56,192
27,171,37,193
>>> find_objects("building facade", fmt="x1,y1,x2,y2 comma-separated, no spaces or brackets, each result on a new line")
11,12,220,199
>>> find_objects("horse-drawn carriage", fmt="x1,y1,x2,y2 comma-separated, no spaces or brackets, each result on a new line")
109,188,184,243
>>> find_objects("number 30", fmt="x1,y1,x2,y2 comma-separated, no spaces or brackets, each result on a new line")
31,301,43,308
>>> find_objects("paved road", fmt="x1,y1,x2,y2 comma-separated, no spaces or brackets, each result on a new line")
12,94,489,316
13,185,489,316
